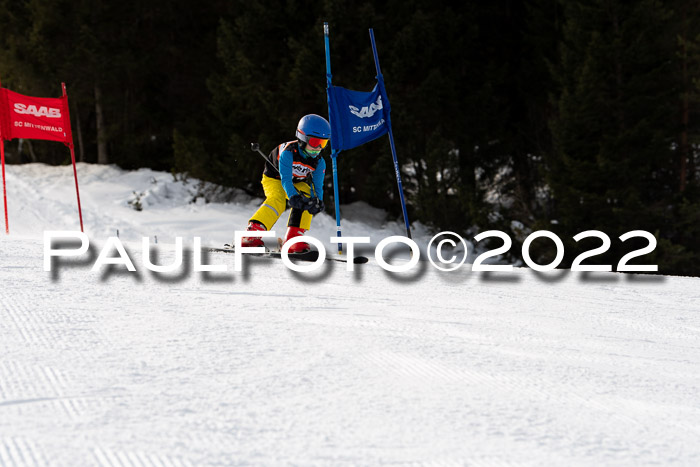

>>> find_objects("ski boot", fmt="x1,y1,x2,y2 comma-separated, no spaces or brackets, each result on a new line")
240,221,267,248
283,227,310,254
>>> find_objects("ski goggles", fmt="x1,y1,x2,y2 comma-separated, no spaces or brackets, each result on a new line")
307,137,329,149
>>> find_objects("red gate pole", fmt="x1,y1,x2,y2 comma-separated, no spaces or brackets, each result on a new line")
0,78,8,234
68,142,84,232
0,136,8,235
62,83,84,232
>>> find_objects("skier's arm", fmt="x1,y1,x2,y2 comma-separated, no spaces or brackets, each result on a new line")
311,157,326,200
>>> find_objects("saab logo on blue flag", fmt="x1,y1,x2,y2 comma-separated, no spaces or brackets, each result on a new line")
327,82,391,152
350,95,382,118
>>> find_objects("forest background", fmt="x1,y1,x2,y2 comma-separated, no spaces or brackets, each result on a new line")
1,0,699,276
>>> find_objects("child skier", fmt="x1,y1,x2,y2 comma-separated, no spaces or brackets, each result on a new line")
240,114,331,253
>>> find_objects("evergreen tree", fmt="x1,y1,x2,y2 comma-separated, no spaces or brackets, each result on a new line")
0,0,227,169
189,0,330,194
548,0,682,270
664,0,700,274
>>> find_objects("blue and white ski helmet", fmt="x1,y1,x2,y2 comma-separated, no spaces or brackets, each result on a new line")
296,114,331,143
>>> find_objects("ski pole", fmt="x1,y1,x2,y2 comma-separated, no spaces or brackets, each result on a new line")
250,142,278,174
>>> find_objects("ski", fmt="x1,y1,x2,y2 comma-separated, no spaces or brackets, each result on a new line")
209,247,368,264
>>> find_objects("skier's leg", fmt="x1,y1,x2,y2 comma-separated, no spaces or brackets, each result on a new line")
284,181,313,253
242,175,287,247
249,175,287,229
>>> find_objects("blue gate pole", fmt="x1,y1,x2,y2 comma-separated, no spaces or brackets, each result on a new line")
324,22,344,254
369,29,412,239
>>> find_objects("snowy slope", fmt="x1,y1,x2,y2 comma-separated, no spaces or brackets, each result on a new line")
0,163,434,251
1,163,700,466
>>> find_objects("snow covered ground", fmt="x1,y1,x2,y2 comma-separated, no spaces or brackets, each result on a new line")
1,163,700,466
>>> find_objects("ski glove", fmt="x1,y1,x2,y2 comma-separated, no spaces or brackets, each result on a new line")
289,194,314,211
308,198,325,215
